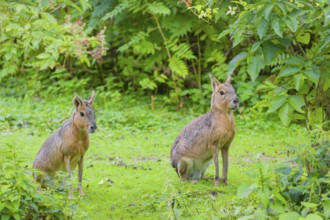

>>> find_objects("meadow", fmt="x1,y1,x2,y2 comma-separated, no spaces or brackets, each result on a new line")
0,95,314,219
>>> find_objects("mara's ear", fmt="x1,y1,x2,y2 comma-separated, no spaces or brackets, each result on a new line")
225,75,231,84
87,90,96,105
73,94,83,110
209,74,221,91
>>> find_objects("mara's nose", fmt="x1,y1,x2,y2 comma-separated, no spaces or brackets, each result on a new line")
90,125,97,130
233,98,239,104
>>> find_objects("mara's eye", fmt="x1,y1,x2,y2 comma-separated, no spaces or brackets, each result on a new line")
80,112,85,117
219,91,225,96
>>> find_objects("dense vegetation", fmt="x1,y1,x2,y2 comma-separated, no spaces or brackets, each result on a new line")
0,0,329,219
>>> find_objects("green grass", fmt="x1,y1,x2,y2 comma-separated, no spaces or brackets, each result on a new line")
0,95,311,219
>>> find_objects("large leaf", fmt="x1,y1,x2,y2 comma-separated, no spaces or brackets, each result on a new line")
169,57,188,77
262,41,278,64
271,16,282,37
279,66,301,77
36,53,50,59
285,15,298,32
218,29,231,40
279,212,300,220
288,95,305,113
237,183,257,198
304,66,320,84
324,199,330,219
228,52,247,74
247,55,265,81
285,56,305,67
279,103,293,126
294,74,304,91
257,18,269,39
305,214,323,220
263,4,273,20
268,95,288,113
296,33,310,44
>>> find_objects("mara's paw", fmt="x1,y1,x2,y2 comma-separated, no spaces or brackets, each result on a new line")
220,177,228,185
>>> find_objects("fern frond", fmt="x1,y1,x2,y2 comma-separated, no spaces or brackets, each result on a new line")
101,2,128,21
133,40,158,56
168,41,196,60
270,52,291,67
88,0,115,28
169,56,188,77
147,2,171,16
117,31,148,53
162,14,193,37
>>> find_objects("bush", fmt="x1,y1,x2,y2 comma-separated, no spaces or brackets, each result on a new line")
237,139,330,219
0,144,83,219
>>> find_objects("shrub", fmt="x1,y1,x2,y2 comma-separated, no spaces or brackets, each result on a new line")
0,144,83,219
237,139,330,219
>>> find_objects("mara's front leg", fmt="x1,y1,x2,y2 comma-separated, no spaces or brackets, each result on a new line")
64,156,73,198
220,147,229,185
78,156,84,196
212,147,220,187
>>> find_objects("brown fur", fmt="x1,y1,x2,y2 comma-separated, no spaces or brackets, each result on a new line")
171,75,239,186
33,91,97,196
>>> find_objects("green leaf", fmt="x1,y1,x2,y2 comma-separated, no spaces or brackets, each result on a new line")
101,2,128,21
237,183,257,198
228,52,247,74
279,66,301,77
305,214,323,220
269,202,285,213
324,199,330,219
285,15,298,32
304,67,320,84
147,2,171,16
251,41,263,52
218,29,231,40
263,4,273,20
36,53,50,59
324,78,330,91
285,56,305,67
262,41,278,64
320,35,330,50
79,0,91,11
257,18,268,39
279,212,300,220
169,57,188,77
279,103,293,126
301,202,319,208
296,33,310,44
1,215,10,220
271,16,282,37
40,12,57,24
139,78,157,90
288,95,305,113
247,55,265,81
294,74,304,91
308,107,323,125
257,188,270,207
268,95,288,113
